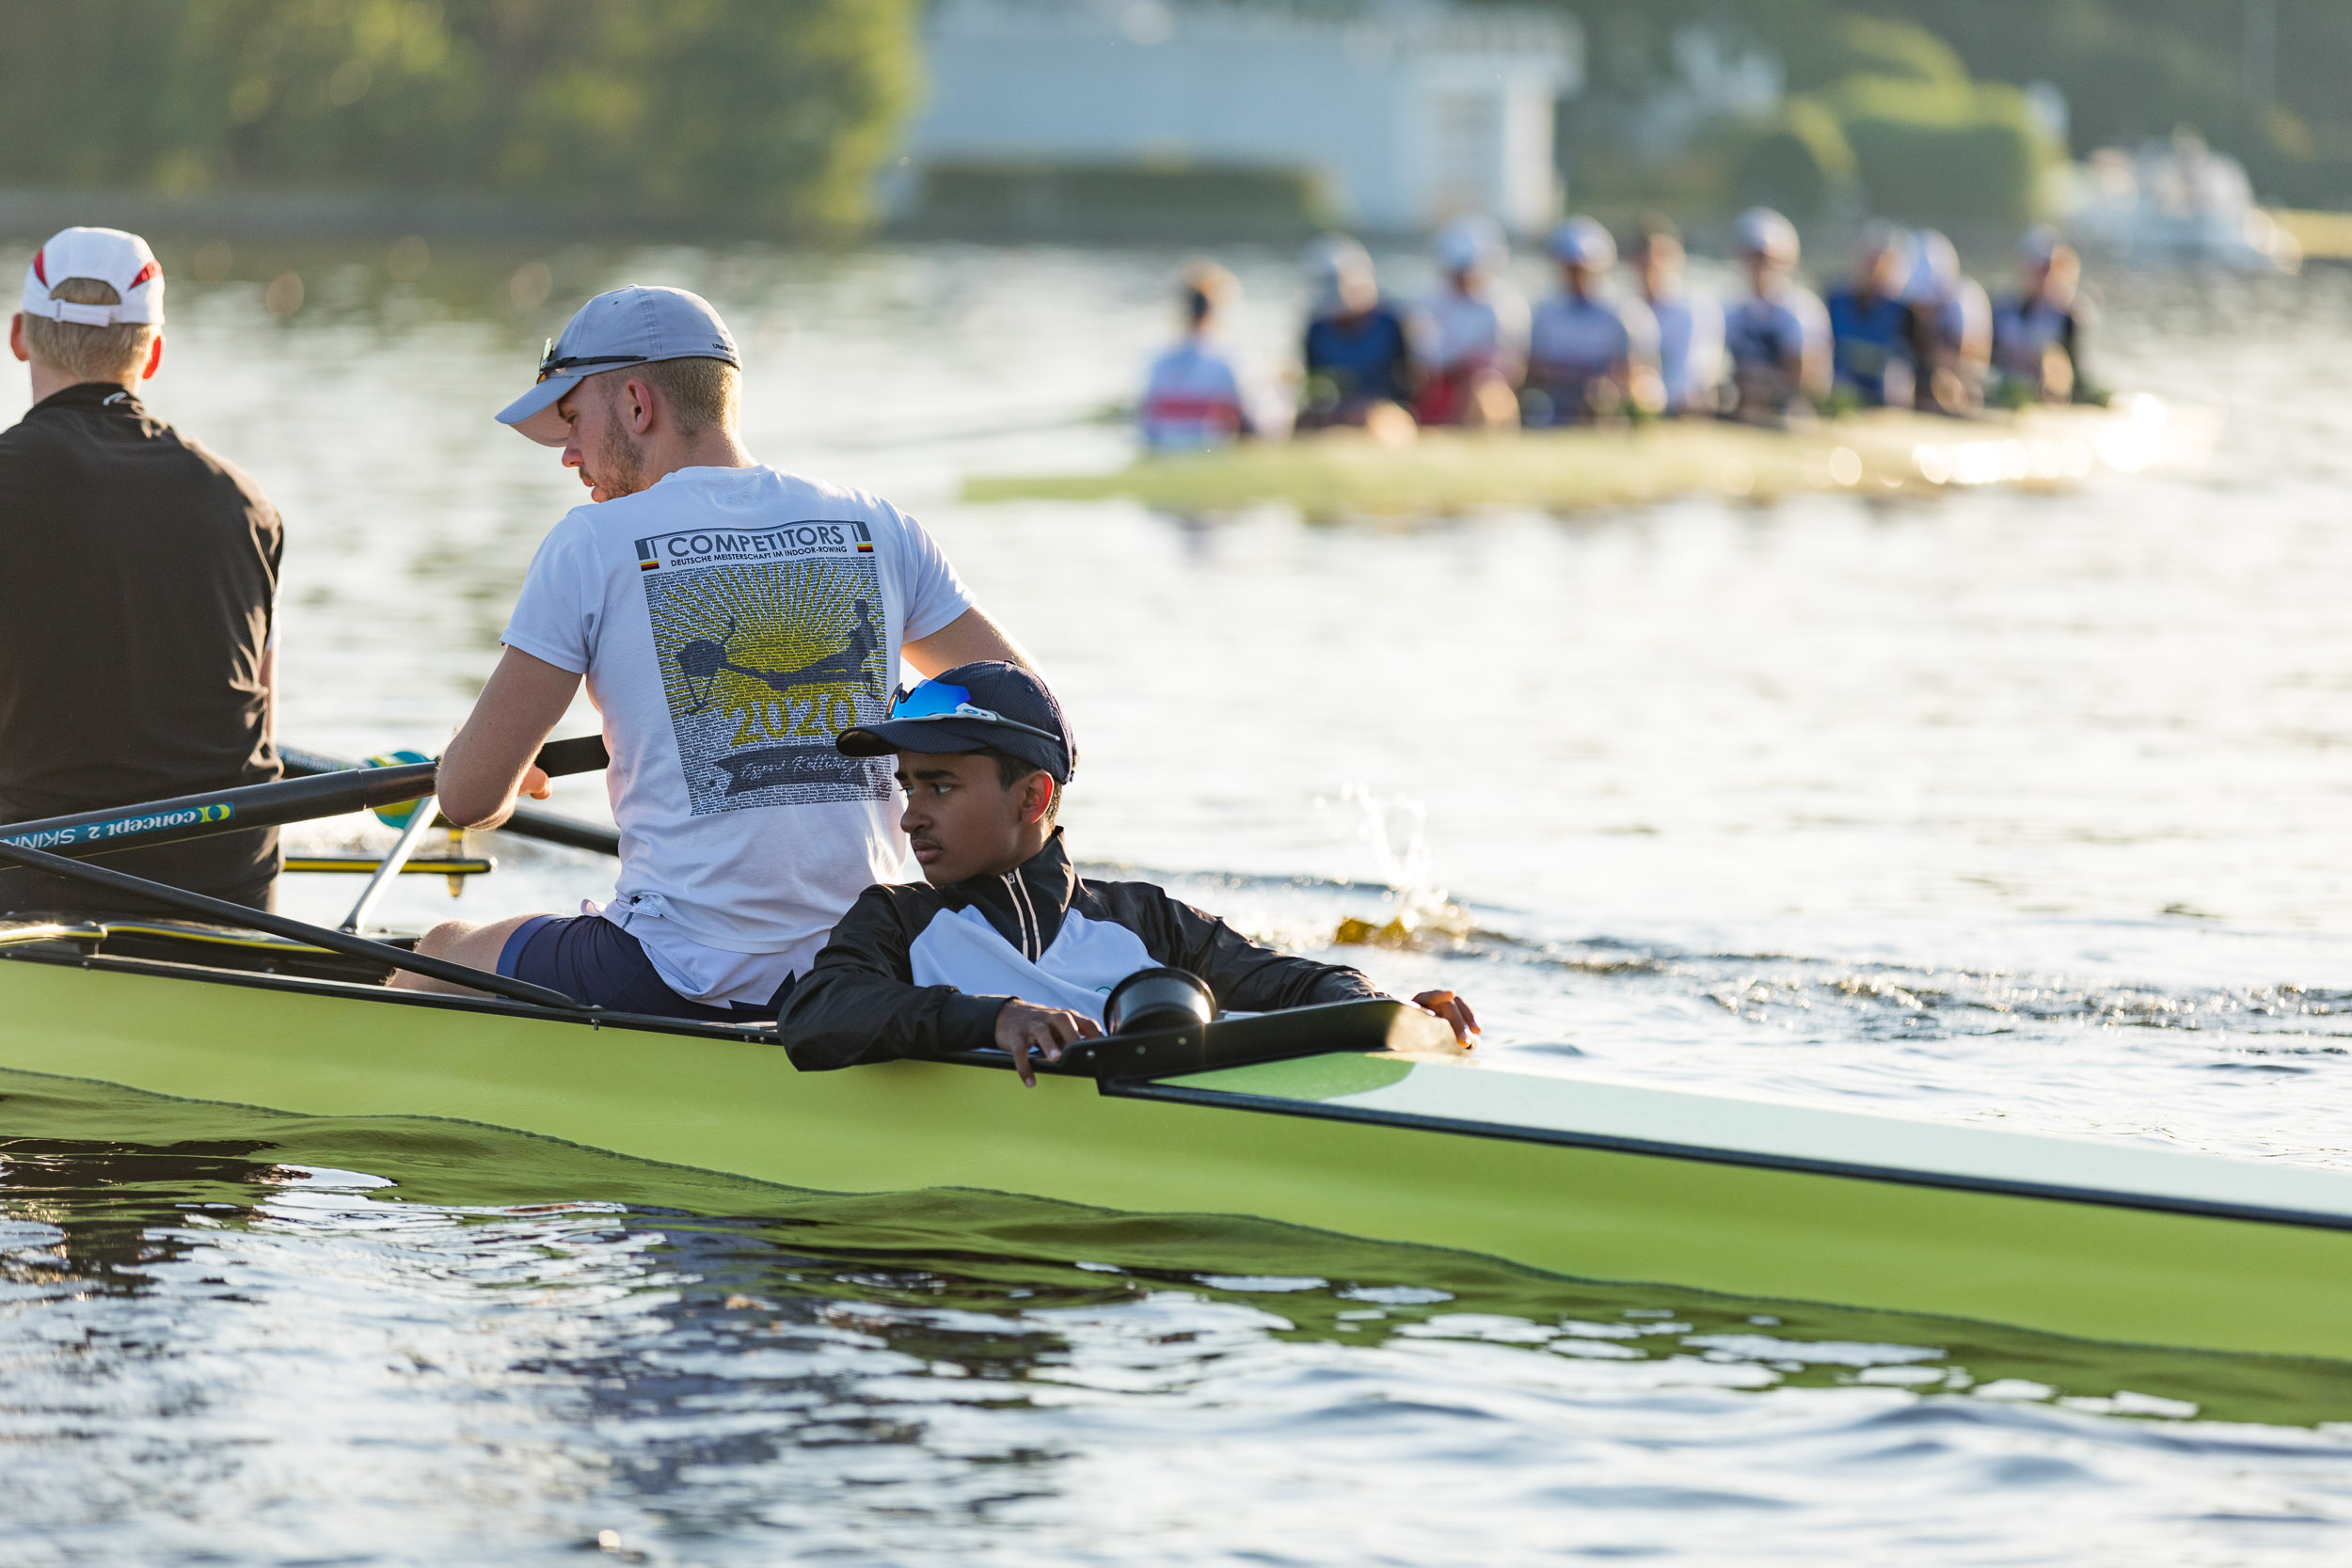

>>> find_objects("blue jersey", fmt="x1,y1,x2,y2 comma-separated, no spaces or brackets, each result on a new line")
1526,291,1655,425
1824,288,1920,406
1725,288,1828,375
1303,305,1411,408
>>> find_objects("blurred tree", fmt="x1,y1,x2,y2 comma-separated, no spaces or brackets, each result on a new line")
1522,0,2352,211
1731,98,1857,217
0,0,916,234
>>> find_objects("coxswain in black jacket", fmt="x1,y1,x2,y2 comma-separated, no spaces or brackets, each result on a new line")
781,829,1382,1070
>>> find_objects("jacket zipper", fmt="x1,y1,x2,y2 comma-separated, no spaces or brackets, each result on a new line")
1003,871,1040,960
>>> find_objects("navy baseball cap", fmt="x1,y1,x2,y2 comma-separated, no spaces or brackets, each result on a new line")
836,662,1074,784
496,284,739,445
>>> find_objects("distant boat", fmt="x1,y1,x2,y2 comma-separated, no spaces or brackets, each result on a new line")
2065,129,2301,273
961,398,2216,517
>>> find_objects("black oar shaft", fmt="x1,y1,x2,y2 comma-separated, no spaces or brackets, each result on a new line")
0,836,580,1010
1,766,438,860
4,736,617,863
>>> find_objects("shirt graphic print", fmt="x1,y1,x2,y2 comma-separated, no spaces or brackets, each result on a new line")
641,522,894,815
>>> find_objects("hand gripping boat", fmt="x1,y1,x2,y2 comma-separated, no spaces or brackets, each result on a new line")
2,751,2348,1365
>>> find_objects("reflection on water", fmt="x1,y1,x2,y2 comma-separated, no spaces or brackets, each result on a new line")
7,234,2352,1559
7,1072,2352,1564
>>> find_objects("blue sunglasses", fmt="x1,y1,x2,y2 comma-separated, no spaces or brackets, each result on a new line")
889,680,1066,754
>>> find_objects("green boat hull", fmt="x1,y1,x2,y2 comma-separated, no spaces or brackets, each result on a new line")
0,952,2345,1363
963,400,2209,516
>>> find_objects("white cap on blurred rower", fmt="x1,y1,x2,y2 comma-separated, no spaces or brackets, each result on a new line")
20,227,165,326
1433,213,1506,275
1734,207,1801,264
496,283,739,446
1547,215,1616,270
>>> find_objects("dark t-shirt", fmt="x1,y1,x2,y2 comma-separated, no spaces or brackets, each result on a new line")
1304,305,1412,408
0,381,283,916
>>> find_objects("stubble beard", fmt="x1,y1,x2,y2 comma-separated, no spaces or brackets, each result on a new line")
588,420,648,500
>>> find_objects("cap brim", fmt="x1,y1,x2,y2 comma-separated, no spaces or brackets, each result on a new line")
836,719,1002,759
495,374,581,446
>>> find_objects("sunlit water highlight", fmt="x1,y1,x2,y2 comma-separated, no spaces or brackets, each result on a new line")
6,236,2352,1560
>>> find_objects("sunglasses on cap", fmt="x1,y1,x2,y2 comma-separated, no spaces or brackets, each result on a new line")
536,339,648,384
889,680,1065,751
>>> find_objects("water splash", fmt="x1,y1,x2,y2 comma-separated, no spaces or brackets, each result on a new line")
1320,782,1471,947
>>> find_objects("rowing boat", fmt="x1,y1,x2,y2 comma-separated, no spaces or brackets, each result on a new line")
962,397,2217,516
1,915,2346,1367
5,754,2343,1369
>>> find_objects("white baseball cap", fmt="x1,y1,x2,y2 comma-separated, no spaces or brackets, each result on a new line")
1547,215,1617,270
496,284,740,445
1303,232,1375,315
1433,214,1506,274
1734,207,1801,264
20,227,165,326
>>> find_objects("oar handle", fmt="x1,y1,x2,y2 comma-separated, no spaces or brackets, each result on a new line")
532,734,611,777
281,740,620,859
0,835,581,1010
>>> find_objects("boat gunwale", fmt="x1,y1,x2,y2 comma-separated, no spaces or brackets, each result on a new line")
0,940,779,1046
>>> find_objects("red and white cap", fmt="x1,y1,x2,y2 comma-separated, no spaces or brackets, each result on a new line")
20,227,166,327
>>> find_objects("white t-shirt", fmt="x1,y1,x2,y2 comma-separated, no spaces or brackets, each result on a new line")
1648,292,1726,411
1411,282,1531,375
1139,339,1249,450
501,465,974,1002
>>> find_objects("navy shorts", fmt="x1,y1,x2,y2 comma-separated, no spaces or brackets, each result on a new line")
497,914,794,1022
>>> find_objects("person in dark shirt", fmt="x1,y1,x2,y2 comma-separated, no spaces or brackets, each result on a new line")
780,662,1478,1085
1823,222,1929,409
1296,234,1414,434
0,228,283,918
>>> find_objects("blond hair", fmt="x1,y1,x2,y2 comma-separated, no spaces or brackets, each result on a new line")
636,356,739,437
20,277,155,385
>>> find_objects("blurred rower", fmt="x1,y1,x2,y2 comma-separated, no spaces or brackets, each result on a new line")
1525,216,1659,426
1992,229,2093,405
1724,207,1830,423
1139,261,1256,451
1409,214,1527,429
0,228,284,921
1823,221,1925,409
1296,234,1414,436
1629,216,1724,418
1904,229,1991,414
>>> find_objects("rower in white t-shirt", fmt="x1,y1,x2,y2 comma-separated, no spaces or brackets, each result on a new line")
391,285,1037,1021
1138,261,1255,451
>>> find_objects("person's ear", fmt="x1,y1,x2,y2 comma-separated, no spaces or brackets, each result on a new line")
1021,773,1055,827
623,376,656,436
8,313,26,364
140,332,164,381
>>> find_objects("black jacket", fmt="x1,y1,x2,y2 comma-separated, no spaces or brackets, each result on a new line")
781,831,1381,1069
0,383,282,914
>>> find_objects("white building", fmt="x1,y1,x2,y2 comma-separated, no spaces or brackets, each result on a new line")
896,0,1581,233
